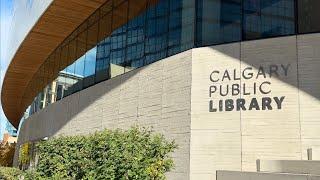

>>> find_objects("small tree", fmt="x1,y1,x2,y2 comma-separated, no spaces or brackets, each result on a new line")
0,142,16,167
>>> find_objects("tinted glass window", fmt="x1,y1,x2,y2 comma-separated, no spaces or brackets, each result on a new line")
96,0,195,70
298,0,320,33
243,0,295,40
83,47,97,88
95,38,111,82
56,84,63,101
196,0,242,46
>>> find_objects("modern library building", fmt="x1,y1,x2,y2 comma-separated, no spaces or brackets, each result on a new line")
2,0,320,179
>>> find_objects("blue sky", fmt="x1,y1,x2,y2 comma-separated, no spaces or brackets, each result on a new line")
0,0,14,139
0,0,97,139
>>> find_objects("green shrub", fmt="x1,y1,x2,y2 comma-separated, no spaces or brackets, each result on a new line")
35,127,177,180
0,167,23,180
0,167,45,180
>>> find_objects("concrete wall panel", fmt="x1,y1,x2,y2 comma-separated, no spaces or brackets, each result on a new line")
240,36,301,170
190,44,242,179
217,171,316,180
297,33,320,159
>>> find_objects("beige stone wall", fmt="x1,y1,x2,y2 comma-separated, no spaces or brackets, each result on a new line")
240,37,301,170
15,50,192,180
297,34,320,160
190,44,242,180
190,33,320,179
217,171,320,180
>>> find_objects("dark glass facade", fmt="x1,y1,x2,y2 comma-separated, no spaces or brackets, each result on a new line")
298,0,320,33
95,0,194,81
27,0,320,115
243,0,295,40
196,0,296,44
196,0,242,46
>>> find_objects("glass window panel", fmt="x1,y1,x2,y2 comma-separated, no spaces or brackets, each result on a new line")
22,86,31,111
125,42,145,71
38,65,45,110
168,29,180,47
54,47,62,72
243,0,295,40
128,0,147,20
76,30,87,60
56,71,67,101
77,21,88,34
111,27,127,50
196,0,241,46
149,0,159,7
126,13,145,70
83,47,97,87
144,0,170,64
47,54,56,80
40,65,46,91
168,0,195,54
84,47,97,77
31,72,40,103
46,59,53,81
68,39,77,66
98,12,112,42
43,60,51,87
298,0,320,33
88,10,100,27
100,0,112,17
95,38,111,82
75,56,85,77
87,21,99,50
63,62,76,97
113,0,128,30
60,45,69,70
170,0,183,11
43,85,49,107
56,84,63,101
109,47,125,78
68,28,78,42
114,0,127,7
24,79,36,112
73,55,85,91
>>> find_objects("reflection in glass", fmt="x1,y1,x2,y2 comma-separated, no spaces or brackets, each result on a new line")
298,0,320,33
96,0,195,71
83,47,97,87
196,0,241,46
243,0,295,40
95,38,111,82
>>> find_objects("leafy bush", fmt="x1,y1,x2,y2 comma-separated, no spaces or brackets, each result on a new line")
35,127,177,179
0,167,23,180
0,167,44,180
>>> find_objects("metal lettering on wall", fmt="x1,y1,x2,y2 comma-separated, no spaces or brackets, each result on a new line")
208,64,290,112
